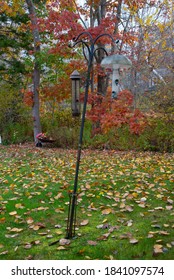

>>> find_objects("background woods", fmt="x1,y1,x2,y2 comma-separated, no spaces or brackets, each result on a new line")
0,0,173,151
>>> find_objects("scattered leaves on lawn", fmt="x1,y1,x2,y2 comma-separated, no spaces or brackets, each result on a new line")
0,147,174,260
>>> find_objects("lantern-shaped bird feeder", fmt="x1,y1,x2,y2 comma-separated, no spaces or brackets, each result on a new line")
101,54,132,98
70,70,81,117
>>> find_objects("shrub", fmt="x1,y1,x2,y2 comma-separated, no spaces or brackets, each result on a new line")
41,109,80,148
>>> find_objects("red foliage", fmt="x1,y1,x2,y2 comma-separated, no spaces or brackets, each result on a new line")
87,90,146,135
23,90,33,107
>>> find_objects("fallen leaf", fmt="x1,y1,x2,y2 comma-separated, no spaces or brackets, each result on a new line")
46,235,53,239
26,217,34,224
10,228,23,233
24,244,32,249
9,211,17,216
59,239,71,246
5,234,19,238
37,206,49,211
97,233,110,241
33,225,40,231
102,208,112,215
125,205,134,212
154,207,164,210
119,203,126,209
55,230,63,235
0,250,8,255
166,243,172,248
80,219,89,226
55,208,64,213
57,246,66,250
127,220,133,227
15,203,24,209
55,224,62,228
25,255,33,260
96,224,104,229
54,193,64,200
166,205,173,210
159,231,169,235
87,240,97,246
0,217,5,223
129,238,139,244
153,244,163,254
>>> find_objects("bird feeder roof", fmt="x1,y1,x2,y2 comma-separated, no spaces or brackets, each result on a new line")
70,70,81,80
101,54,132,69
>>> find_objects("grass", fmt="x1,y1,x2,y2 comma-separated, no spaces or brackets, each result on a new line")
0,144,174,260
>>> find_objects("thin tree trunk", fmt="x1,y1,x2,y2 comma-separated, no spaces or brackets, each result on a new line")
26,0,42,144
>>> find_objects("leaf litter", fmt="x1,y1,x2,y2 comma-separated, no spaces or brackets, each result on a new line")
0,147,174,259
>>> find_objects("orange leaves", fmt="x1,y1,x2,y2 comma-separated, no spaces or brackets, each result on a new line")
23,90,34,107
87,90,147,135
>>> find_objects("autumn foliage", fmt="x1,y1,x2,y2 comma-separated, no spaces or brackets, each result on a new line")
87,90,147,135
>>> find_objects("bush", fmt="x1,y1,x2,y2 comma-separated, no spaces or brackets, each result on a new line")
84,117,174,152
2,122,33,145
143,117,174,152
41,109,81,148
0,83,33,145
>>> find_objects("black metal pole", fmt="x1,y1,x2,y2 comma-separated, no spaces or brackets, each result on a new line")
66,32,117,239
66,49,94,239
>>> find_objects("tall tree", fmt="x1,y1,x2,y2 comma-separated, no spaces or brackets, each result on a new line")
25,0,42,143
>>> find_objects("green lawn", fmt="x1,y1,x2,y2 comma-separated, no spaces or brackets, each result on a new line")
0,144,174,260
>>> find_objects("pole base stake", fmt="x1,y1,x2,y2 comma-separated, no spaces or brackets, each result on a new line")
66,192,78,239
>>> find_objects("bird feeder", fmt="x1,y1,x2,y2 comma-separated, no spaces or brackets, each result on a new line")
101,54,132,98
70,70,81,117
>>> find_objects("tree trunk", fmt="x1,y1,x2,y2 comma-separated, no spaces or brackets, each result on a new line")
26,0,42,144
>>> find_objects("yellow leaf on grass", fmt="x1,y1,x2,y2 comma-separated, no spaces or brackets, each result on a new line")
54,193,64,200
9,211,17,216
55,230,63,235
57,246,66,250
0,217,5,223
15,203,24,209
154,244,163,254
26,217,34,224
102,208,112,215
10,228,23,233
33,225,40,231
55,208,64,213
